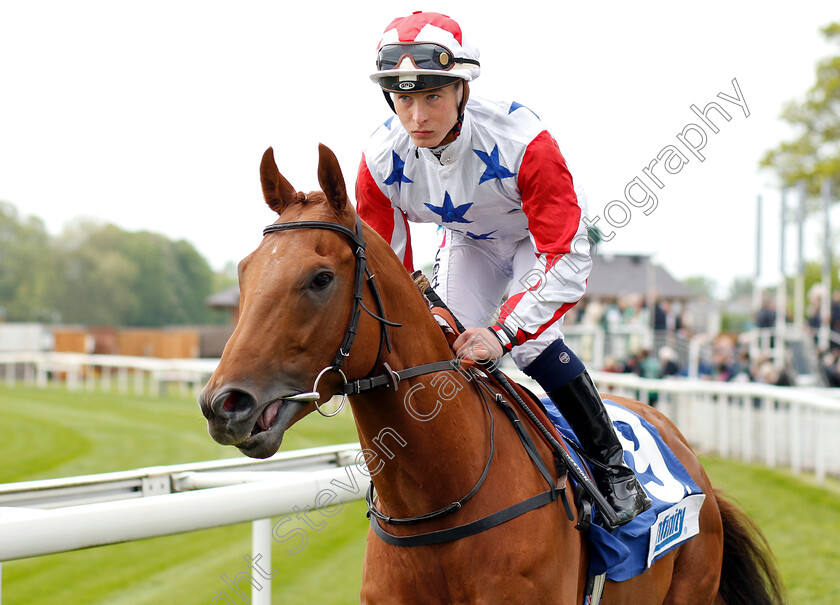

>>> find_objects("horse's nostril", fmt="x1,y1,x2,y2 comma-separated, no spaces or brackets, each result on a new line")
222,393,237,412
213,390,255,417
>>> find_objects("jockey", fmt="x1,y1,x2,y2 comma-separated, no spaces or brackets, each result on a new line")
355,11,651,527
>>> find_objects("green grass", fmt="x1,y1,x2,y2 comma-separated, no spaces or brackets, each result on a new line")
1,383,839,603
699,455,840,605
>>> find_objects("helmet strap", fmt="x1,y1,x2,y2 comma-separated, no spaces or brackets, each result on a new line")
383,89,396,113
449,81,470,141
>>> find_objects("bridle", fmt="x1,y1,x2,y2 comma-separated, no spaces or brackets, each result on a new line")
262,215,401,416
262,215,461,415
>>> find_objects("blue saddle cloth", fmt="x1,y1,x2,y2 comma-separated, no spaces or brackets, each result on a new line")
540,397,705,582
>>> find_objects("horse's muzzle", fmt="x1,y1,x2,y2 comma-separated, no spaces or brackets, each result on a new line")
198,385,308,458
198,387,260,444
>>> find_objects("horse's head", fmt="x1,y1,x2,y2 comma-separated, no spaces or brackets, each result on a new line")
199,144,378,458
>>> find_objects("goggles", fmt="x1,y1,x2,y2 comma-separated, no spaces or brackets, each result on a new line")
376,42,479,72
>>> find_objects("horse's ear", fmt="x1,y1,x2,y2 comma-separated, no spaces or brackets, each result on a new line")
260,147,297,214
316,143,348,212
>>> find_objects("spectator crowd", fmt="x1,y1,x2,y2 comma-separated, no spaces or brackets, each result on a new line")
566,289,840,388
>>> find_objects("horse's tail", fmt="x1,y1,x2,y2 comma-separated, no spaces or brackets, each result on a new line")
715,490,786,604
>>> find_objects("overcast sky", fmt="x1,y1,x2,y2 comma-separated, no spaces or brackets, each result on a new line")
1,1,837,296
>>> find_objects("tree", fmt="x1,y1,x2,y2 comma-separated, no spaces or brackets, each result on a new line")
681,275,716,300
728,277,755,300
212,261,239,294
761,22,840,202
0,202,227,326
56,222,141,325
55,222,221,326
0,202,61,321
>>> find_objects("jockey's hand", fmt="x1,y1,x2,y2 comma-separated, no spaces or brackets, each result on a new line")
453,327,504,365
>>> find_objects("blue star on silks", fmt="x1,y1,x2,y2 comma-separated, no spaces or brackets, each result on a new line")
424,192,473,224
466,230,497,240
474,145,517,185
509,101,540,119
383,151,413,190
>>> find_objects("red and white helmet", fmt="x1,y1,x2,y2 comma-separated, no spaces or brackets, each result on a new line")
370,11,481,93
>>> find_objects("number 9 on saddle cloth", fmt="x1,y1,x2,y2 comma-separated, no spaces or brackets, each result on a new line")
542,397,705,581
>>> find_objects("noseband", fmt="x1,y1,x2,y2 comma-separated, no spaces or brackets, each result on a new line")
262,215,399,416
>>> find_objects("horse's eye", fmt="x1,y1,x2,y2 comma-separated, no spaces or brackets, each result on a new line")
310,272,333,290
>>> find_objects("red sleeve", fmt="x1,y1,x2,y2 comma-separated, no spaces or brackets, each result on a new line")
355,154,414,271
518,131,581,261
493,130,588,346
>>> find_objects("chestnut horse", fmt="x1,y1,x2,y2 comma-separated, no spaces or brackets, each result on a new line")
199,144,784,604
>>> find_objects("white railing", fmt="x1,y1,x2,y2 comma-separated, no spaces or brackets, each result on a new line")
493,367,840,482
561,324,652,370
589,370,840,481
0,351,218,396
0,444,366,605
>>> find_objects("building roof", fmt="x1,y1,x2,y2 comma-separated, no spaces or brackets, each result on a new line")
205,285,240,309
586,254,692,300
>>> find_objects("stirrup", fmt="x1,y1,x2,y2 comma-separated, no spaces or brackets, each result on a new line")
602,474,651,527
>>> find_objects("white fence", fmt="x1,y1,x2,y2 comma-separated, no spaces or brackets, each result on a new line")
2,354,840,603
0,444,367,605
501,366,840,481
0,351,217,396
591,370,840,480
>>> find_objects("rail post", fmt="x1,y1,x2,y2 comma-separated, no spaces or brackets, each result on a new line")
251,518,273,605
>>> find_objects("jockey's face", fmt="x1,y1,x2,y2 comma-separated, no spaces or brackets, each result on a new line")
392,81,462,148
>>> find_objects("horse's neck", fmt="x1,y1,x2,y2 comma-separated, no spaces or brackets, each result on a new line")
351,370,490,517
350,244,490,516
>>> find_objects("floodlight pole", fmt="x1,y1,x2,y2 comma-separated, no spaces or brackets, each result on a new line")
751,194,764,364
754,194,763,314
794,182,806,335
819,179,833,351
776,189,787,368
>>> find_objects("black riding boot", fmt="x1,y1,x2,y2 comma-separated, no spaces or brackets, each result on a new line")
548,370,652,527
